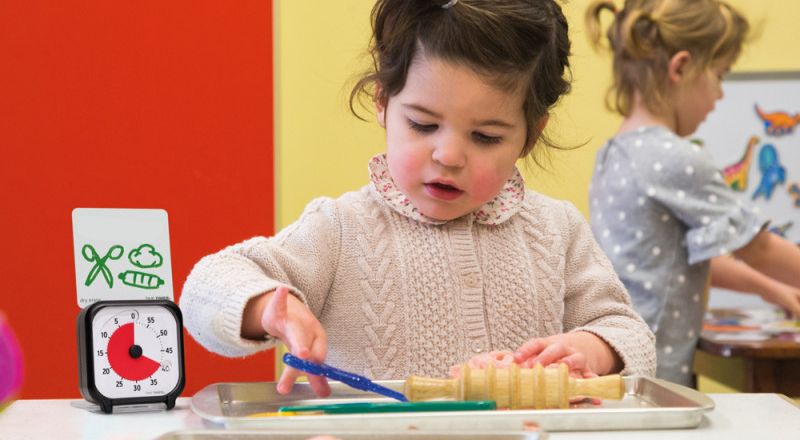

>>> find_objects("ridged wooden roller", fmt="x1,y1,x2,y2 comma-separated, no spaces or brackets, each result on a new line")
404,363,624,409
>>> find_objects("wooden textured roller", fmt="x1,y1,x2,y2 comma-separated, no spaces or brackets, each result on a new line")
404,363,624,409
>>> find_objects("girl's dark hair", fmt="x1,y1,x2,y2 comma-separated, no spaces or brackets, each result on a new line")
586,0,749,116
350,0,572,158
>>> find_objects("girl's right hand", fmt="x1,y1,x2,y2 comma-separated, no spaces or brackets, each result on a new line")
260,285,331,397
764,284,800,318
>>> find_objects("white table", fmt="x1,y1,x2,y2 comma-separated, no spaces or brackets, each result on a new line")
1,394,798,439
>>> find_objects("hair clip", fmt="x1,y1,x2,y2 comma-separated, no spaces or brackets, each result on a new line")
442,0,459,9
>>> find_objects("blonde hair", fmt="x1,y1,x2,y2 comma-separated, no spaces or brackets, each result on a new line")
585,0,749,116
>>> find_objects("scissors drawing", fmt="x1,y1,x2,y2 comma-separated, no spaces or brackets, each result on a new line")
82,244,124,288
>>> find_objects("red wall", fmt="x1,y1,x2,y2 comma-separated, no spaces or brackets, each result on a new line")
0,1,276,398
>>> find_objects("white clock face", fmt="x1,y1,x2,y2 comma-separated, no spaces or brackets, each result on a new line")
91,305,182,399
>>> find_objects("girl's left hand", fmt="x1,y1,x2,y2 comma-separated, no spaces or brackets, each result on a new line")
513,335,599,378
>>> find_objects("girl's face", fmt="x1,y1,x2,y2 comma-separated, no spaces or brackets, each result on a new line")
376,54,530,221
673,63,728,136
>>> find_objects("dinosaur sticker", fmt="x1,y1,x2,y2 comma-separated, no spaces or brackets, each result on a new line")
754,104,800,136
722,136,758,191
768,221,794,238
789,182,800,208
752,144,786,201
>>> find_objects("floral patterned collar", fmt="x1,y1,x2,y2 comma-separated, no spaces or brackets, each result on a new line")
368,154,526,226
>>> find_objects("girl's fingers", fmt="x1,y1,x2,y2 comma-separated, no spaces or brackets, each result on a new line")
285,337,310,359
515,338,598,378
307,325,329,362
276,366,303,395
262,285,290,337
530,342,571,367
280,323,329,396
283,319,313,359
513,338,547,362
788,292,800,316
307,374,332,397
305,327,331,396
556,352,591,377
278,364,330,397
281,307,320,361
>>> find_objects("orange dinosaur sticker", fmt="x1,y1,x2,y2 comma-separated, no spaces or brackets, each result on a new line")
754,104,800,136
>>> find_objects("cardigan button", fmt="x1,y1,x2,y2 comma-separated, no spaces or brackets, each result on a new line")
464,273,480,288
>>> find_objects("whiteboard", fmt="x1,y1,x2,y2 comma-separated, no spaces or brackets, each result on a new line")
693,72,800,307
694,71,800,244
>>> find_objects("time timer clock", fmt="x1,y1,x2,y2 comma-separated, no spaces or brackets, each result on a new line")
77,300,185,413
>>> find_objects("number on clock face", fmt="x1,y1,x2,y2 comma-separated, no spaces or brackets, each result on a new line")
91,305,181,399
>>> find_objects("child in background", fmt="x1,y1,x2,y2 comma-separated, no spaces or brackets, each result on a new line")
586,0,800,386
181,0,655,397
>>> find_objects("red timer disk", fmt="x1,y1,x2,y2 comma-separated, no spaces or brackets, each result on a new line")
107,322,163,381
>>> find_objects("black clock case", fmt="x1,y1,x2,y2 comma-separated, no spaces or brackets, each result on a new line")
77,299,186,414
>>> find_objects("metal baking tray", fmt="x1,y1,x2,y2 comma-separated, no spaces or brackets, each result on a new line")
190,376,713,433
156,431,545,439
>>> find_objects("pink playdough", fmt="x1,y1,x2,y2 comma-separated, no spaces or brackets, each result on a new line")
448,350,537,378
0,312,24,405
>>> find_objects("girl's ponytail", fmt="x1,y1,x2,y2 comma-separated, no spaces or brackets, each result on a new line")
619,9,662,59
584,0,617,51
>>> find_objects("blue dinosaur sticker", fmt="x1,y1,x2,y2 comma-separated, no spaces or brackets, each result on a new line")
752,144,786,201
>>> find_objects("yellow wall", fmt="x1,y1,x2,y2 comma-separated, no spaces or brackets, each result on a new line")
275,0,800,225
275,0,800,390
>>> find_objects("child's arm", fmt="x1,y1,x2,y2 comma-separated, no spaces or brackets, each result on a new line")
179,198,341,359
734,231,800,289
711,254,800,316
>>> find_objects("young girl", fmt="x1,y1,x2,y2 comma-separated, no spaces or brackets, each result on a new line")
181,0,655,397
586,0,800,386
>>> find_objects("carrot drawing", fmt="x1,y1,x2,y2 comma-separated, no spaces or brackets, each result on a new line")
118,270,165,289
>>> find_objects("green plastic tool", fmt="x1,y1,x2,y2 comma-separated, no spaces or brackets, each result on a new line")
278,400,496,414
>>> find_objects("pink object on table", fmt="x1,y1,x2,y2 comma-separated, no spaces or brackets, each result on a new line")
0,311,24,404
448,350,537,378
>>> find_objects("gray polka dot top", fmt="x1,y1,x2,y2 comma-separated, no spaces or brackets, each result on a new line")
589,126,764,386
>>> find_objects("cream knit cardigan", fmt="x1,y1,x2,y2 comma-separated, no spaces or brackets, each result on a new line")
180,186,656,379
